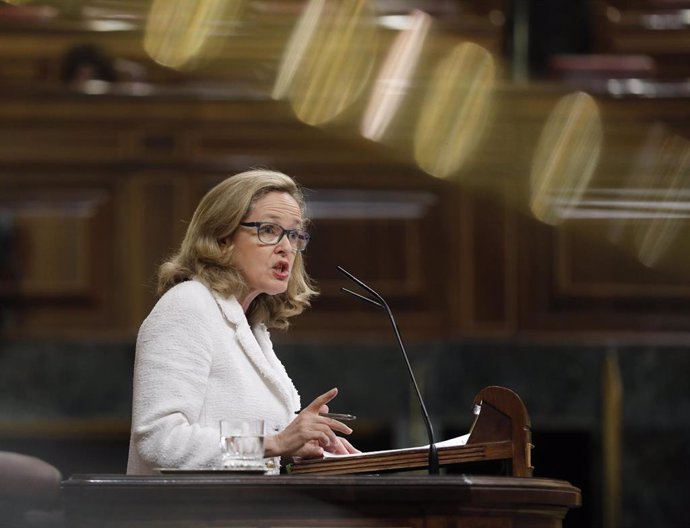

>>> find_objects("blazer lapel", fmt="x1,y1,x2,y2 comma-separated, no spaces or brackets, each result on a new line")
213,294,300,414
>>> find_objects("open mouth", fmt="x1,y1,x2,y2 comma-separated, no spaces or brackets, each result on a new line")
273,261,290,279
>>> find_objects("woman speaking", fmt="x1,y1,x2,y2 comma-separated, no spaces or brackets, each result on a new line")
127,169,357,475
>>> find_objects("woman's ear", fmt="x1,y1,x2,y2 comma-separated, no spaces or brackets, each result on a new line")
218,236,233,253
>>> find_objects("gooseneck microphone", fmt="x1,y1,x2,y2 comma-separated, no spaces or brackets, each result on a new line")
337,265,440,475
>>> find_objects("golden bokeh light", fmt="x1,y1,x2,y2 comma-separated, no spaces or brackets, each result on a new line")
530,91,602,225
413,42,495,179
271,0,325,101
143,0,247,71
360,9,431,142
274,0,377,126
633,134,690,267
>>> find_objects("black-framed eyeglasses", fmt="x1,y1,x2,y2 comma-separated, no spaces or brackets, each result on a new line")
239,222,310,252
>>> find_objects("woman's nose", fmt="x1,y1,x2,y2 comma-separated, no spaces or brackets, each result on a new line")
275,234,293,254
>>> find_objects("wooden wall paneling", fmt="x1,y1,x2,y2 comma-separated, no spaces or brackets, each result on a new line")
118,172,196,332
305,188,429,298
286,186,453,341
0,123,128,164
554,219,690,334
518,215,559,333
455,182,519,337
490,80,690,336
189,119,339,169
444,81,545,338
187,104,427,174
518,215,690,334
556,222,690,298
127,128,187,163
7,192,105,298
1,83,688,339
0,180,116,338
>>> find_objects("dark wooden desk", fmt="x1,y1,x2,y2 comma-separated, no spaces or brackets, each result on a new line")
62,474,581,528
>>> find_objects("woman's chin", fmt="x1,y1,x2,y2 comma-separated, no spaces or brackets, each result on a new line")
267,282,289,296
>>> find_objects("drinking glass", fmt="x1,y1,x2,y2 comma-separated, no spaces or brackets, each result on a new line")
219,418,266,470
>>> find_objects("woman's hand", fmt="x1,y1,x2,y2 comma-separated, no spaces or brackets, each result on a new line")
323,435,360,455
264,388,356,458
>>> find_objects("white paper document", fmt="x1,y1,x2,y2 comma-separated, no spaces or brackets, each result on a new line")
323,433,470,459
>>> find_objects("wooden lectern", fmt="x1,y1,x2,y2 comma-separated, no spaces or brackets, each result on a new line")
290,385,533,476
62,386,581,528
63,474,580,528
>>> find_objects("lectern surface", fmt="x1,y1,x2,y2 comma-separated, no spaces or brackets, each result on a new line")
63,474,581,528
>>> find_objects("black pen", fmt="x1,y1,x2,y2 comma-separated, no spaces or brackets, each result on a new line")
294,411,357,421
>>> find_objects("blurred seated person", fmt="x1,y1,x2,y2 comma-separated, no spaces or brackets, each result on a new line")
127,169,358,475
59,43,146,88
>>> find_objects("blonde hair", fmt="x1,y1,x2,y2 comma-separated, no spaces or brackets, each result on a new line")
158,169,318,329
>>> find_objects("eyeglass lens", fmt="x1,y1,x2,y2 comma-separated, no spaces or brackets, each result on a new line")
257,223,309,251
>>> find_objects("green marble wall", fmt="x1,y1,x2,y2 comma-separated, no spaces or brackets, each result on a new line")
1,338,689,528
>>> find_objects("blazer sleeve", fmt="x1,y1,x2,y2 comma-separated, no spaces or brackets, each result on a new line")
129,285,221,470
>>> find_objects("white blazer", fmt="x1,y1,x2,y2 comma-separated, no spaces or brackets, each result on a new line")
126,279,301,474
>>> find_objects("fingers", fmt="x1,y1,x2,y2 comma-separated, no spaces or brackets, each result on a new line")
323,437,349,455
268,388,357,458
324,417,352,436
304,388,351,434
300,416,351,446
323,436,360,455
295,440,324,459
305,387,338,412
337,436,361,454
302,417,353,454
309,420,339,448
292,415,337,446
272,413,340,456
